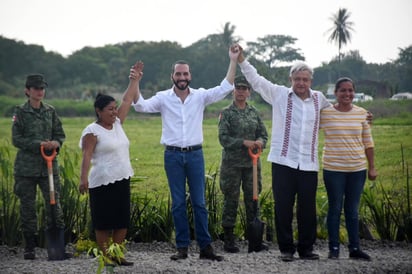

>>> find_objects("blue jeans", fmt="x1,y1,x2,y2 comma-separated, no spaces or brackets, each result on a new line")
323,169,366,251
164,149,211,250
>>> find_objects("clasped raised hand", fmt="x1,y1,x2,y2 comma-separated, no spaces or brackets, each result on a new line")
229,44,241,60
129,60,144,81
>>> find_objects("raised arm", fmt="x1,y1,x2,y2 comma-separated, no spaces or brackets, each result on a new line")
225,44,241,85
237,44,246,63
117,61,144,123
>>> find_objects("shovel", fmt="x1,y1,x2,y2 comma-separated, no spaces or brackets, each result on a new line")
41,145,66,260
247,146,265,253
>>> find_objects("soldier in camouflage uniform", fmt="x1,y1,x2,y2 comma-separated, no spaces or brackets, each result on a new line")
12,74,67,260
218,75,268,253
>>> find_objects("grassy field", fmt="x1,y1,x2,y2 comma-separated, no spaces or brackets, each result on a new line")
1,114,411,197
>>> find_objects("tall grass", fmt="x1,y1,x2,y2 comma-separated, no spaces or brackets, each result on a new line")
0,114,411,248
204,165,223,240
0,141,20,246
361,145,412,241
129,191,173,242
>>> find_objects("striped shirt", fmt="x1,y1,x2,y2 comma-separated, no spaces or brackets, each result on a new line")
320,105,374,172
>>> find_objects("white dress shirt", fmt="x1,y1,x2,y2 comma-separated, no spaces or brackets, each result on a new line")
132,79,233,147
239,60,330,171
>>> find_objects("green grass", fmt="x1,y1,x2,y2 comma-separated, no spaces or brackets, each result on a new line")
2,109,412,244
2,96,412,246
1,115,411,198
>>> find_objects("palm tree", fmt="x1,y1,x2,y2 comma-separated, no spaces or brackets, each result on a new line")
220,22,240,48
326,8,355,62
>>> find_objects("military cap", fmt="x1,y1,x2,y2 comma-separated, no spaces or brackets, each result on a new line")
25,74,48,88
234,75,250,88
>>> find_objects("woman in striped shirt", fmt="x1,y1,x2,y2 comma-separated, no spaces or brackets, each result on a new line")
320,77,377,261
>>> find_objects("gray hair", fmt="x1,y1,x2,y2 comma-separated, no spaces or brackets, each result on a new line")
289,61,314,79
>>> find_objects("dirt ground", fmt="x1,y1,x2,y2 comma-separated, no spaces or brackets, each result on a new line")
0,239,411,273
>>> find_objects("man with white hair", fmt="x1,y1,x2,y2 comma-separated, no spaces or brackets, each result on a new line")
235,46,329,262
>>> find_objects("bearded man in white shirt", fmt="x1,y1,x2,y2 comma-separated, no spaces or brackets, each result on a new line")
130,46,240,261
235,44,330,262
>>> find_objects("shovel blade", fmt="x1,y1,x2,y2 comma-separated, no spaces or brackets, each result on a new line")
247,217,265,253
45,227,66,260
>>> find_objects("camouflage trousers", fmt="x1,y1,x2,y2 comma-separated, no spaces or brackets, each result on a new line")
14,176,65,235
219,162,262,228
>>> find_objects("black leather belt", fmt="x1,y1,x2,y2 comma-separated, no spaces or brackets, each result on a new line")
165,145,202,152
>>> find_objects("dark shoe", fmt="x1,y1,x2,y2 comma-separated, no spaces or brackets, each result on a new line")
170,247,188,261
24,250,35,260
104,257,116,268
199,244,223,261
328,248,339,259
64,252,73,259
23,233,36,260
223,237,240,253
280,252,294,262
254,242,269,252
113,257,134,266
224,243,240,253
349,249,371,261
299,251,319,260
223,227,239,253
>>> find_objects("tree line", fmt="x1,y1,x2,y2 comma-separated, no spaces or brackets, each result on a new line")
0,22,411,101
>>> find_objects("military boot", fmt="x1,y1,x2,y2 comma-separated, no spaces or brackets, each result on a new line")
23,233,36,260
223,227,239,253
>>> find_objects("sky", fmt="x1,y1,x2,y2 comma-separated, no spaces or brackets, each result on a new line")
1,0,411,67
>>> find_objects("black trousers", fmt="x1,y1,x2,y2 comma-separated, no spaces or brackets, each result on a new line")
272,163,318,254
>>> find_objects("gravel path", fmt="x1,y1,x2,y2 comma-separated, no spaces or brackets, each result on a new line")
0,240,411,273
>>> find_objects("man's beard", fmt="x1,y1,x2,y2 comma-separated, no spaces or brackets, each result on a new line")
173,79,190,91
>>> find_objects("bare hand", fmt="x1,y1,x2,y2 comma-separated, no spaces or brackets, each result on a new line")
229,44,240,61
243,140,262,150
79,180,89,194
255,140,263,149
230,43,245,63
366,111,373,125
243,140,255,148
40,140,59,151
368,168,377,181
129,60,144,81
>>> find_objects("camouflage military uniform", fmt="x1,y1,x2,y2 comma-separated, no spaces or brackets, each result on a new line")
218,102,268,227
12,101,66,235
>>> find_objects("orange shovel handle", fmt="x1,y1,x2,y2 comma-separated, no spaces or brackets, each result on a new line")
248,147,262,165
40,145,57,205
248,147,262,201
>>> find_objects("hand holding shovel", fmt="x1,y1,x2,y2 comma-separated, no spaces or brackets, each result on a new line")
40,145,57,205
40,145,66,260
248,147,262,202
247,146,265,253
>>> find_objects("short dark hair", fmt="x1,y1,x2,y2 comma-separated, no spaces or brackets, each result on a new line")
171,60,190,74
